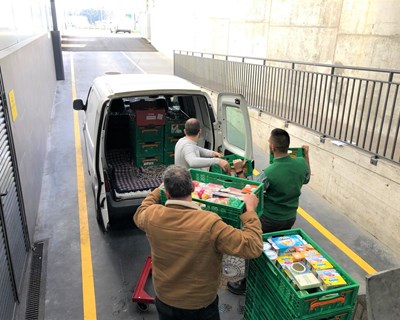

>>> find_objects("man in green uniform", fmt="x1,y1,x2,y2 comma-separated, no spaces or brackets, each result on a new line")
227,128,311,295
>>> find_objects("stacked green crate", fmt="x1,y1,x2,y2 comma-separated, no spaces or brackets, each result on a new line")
160,169,264,228
129,120,165,167
244,229,359,320
163,111,188,165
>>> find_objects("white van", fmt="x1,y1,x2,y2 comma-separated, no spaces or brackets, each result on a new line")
73,74,253,230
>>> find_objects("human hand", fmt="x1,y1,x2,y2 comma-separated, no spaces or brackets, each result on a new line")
242,194,259,212
218,159,230,172
212,151,222,158
233,159,246,172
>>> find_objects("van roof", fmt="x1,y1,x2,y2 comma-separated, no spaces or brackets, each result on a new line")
92,74,203,97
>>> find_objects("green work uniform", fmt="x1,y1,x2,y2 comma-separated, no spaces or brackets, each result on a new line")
257,155,310,221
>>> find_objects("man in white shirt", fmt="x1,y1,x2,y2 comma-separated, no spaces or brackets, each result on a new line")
174,118,230,172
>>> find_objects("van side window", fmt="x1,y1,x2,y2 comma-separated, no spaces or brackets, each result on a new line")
226,106,246,150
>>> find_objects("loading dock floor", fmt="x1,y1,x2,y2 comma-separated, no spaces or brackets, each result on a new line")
14,33,400,320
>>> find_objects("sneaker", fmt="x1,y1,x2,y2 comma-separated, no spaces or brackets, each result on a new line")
227,278,247,295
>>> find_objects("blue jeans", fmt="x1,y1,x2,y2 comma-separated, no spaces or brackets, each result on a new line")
155,296,220,320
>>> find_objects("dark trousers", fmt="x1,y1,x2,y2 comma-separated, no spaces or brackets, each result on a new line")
155,296,220,320
259,215,296,233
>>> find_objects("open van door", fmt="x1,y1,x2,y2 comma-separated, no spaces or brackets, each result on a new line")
216,93,253,160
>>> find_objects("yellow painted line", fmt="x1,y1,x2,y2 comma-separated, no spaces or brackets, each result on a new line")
71,54,97,319
297,207,377,275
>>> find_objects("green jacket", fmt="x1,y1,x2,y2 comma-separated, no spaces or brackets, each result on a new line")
257,155,310,221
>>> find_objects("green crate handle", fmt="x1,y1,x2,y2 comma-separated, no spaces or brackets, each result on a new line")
142,143,158,148
265,258,278,277
309,293,345,311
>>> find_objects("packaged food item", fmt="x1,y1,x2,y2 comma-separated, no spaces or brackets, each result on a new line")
292,249,320,262
269,235,307,255
264,250,278,262
206,183,224,191
316,269,347,290
294,244,314,252
305,255,333,272
276,255,294,269
292,272,321,290
263,241,272,251
220,187,244,196
241,184,258,194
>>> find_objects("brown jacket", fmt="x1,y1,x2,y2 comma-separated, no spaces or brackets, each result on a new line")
134,188,263,309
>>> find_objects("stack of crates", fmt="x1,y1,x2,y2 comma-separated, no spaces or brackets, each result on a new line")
163,110,188,165
131,125,164,166
245,229,359,320
160,169,264,228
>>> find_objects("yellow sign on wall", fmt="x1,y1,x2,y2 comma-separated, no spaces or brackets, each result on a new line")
8,90,18,121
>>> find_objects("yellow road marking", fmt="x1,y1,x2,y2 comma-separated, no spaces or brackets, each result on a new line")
71,54,97,319
298,207,377,275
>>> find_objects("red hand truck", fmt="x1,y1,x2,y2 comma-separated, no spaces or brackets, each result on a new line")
132,256,154,312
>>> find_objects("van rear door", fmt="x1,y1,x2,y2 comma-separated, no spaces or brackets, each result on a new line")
216,93,253,159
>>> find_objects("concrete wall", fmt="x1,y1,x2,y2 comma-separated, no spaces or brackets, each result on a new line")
0,34,57,243
149,0,400,72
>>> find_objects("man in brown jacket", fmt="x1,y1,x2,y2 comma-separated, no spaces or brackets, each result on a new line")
134,165,263,320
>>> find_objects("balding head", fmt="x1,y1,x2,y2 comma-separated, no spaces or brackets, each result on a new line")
184,118,201,136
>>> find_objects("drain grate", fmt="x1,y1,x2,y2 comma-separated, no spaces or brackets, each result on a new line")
25,241,47,320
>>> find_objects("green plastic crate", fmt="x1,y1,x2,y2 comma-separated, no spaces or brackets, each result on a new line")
246,229,359,319
133,125,164,142
164,151,175,165
245,274,354,320
160,169,264,228
165,136,180,151
135,154,164,167
210,154,253,177
135,141,164,157
165,118,186,137
269,147,304,164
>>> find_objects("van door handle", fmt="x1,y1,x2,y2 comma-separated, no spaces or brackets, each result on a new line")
0,191,7,197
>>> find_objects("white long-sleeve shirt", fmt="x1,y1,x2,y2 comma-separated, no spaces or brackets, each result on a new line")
174,137,220,169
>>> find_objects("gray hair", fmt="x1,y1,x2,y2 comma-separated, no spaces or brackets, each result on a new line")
163,165,193,198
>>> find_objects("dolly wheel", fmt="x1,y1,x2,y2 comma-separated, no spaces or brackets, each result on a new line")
137,303,149,312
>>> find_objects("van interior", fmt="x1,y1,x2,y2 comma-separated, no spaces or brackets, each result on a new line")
103,94,215,201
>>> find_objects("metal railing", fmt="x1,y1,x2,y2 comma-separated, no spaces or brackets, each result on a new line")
174,51,400,164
